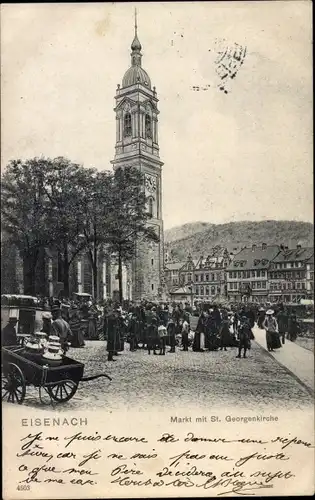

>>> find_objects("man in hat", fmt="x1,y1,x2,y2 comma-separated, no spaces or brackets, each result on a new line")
41,312,52,336
276,305,288,345
181,313,190,351
257,308,266,329
51,305,72,353
147,316,158,355
69,305,85,348
128,312,139,352
106,308,120,361
236,315,252,358
2,317,18,346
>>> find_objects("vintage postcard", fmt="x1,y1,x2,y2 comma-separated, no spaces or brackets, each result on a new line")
1,1,314,498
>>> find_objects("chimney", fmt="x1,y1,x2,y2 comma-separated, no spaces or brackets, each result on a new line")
262,243,267,250
252,244,257,252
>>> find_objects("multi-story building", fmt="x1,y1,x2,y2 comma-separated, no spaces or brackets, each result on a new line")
306,256,314,295
165,247,231,301
226,244,281,303
268,246,314,304
164,261,187,291
191,248,231,301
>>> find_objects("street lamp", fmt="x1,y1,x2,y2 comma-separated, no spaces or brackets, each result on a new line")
187,282,194,309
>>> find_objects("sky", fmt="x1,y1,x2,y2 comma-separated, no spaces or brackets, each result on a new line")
1,2,313,230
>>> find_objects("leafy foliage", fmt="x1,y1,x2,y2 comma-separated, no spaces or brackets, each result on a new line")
1,158,159,300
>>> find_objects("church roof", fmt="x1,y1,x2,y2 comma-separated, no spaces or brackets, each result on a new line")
121,11,151,89
122,66,151,88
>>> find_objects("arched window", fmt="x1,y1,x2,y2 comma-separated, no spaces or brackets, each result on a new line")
200,286,204,296
124,112,132,137
148,197,154,218
145,114,152,138
205,287,209,296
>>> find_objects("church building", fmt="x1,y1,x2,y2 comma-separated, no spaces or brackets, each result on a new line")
111,14,165,301
1,13,165,303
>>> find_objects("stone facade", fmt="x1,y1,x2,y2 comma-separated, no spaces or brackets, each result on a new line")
111,23,164,301
0,237,119,301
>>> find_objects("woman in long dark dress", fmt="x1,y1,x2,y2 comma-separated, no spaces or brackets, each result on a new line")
167,319,176,353
193,312,206,352
263,310,281,351
219,319,231,351
205,311,219,351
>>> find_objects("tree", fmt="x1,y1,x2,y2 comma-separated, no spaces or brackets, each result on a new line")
80,170,113,300
42,157,92,297
106,166,159,303
1,156,93,297
1,158,51,294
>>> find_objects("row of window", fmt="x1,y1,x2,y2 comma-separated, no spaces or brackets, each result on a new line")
194,273,221,282
269,282,306,291
228,270,266,279
271,261,302,269
269,271,305,280
228,282,267,290
195,286,221,296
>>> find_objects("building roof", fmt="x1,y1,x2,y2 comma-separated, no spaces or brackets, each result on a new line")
164,261,186,271
227,245,280,271
195,248,230,269
170,286,192,296
122,20,151,89
122,66,151,88
272,247,314,263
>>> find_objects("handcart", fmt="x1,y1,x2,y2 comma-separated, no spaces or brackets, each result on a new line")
1,345,112,405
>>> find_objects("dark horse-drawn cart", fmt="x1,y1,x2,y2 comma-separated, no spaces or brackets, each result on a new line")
2,345,111,405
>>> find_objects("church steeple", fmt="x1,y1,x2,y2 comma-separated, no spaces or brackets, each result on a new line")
112,13,164,301
122,9,151,88
131,8,142,67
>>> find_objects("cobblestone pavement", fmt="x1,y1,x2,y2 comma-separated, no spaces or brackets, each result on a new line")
21,339,313,412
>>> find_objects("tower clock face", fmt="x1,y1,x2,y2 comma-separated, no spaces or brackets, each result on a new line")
145,174,157,193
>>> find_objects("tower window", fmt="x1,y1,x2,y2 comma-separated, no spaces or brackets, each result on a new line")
151,284,154,291
124,112,132,137
145,114,152,138
148,197,154,218
151,258,154,266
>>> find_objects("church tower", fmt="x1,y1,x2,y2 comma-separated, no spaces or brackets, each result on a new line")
111,11,164,301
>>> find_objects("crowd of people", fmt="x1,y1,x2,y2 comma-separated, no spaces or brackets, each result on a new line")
94,300,303,362
2,294,305,362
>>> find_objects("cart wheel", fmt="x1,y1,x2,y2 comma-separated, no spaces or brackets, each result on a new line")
2,363,26,404
47,380,78,403
39,387,56,406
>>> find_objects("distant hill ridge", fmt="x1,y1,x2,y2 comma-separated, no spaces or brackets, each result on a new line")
164,220,313,262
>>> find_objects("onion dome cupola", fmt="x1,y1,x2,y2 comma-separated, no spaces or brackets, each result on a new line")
122,10,151,89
